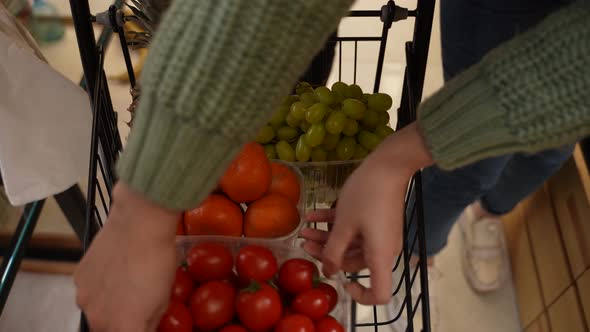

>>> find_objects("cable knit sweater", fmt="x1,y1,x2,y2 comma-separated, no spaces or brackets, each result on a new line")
117,0,590,210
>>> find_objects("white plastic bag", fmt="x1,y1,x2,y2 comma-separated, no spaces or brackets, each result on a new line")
0,3,91,205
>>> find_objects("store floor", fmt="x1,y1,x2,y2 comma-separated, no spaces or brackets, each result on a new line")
0,1,520,331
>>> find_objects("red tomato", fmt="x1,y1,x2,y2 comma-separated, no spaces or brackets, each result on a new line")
236,283,282,332
221,271,240,289
176,215,186,235
185,242,233,283
316,283,338,312
315,316,344,332
278,259,318,294
291,289,330,320
170,267,193,304
190,281,236,331
282,306,294,317
275,314,315,332
236,245,278,284
158,301,192,332
219,325,248,332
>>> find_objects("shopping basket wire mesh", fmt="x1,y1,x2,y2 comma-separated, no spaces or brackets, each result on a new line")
69,1,436,331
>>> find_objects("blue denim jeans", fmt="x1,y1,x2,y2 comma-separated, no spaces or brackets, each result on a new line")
413,0,575,256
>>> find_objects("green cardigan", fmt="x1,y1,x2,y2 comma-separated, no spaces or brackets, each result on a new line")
117,0,590,211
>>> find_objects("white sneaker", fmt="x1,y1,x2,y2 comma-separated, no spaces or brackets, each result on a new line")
458,204,510,293
387,261,440,332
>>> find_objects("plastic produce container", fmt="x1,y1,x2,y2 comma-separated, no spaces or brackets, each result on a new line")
176,236,352,331
177,161,306,246
289,160,362,211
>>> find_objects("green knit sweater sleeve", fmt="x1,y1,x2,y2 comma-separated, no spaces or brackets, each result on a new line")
419,0,590,170
116,0,353,210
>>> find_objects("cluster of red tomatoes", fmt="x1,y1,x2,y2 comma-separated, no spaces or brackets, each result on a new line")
159,242,346,332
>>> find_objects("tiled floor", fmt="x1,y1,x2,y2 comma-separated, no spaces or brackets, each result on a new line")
0,1,520,331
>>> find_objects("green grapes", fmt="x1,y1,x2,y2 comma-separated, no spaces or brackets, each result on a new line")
295,82,313,95
290,101,308,121
315,86,336,105
353,145,369,159
377,111,390,125
311,147,328,162
361,109,380,129
300,92,318,106
281,95,299,107
342,99,366,120
325,111,347,135
256,125,275,144
304,123,326,147
362,93,370,104
269,105,289,127
286,113,301,128
358,130,381,151
331,81,348,95
264,144,277,159
374,124,395,139
306,103,329,124
327,150,339,161
277,126,299,141
336,137,356,160
295,136,311,162
368,93,393,112
342,119,359,137
263,82,394,162
322,133,340,151
300,121,311,133
276,140,295,161
344,84,363,100
331,81,348,103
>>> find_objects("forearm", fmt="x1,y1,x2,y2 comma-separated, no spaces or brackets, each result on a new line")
419,0,590,170
117,0,354,210
370,123,433,176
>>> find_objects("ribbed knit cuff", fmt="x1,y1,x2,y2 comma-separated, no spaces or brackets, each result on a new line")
418,64,519,170
117,105,241,211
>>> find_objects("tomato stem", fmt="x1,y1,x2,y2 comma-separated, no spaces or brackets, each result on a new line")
242,280,262,293
268,280,279,290
312,275,326,288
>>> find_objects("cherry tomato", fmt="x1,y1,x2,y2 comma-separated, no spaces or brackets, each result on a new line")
158,301,192,332
275,314,315,332
186,242,233,283
170,267,193,304
282,306,294,317
219,325,248,332
176,215,186,235
291,289,330,320
221,271,240,289
236,245,278,284
278,286,295,307
190,281,236,331
278,258,318,294
316,283,338,312
315,316,344,332
236,283,282,332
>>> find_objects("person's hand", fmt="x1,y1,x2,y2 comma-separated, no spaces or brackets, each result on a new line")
74,183,180,332
300,122,432,305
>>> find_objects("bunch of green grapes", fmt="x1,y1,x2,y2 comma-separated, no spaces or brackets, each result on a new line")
256,81,395,162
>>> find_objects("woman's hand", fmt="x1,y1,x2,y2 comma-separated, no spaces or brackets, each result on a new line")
300,122,432,305
74,183,180,332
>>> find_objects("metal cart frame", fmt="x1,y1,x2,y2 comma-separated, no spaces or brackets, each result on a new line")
0,1,437,332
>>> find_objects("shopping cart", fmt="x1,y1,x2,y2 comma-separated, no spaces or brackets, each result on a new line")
68,1,436,331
